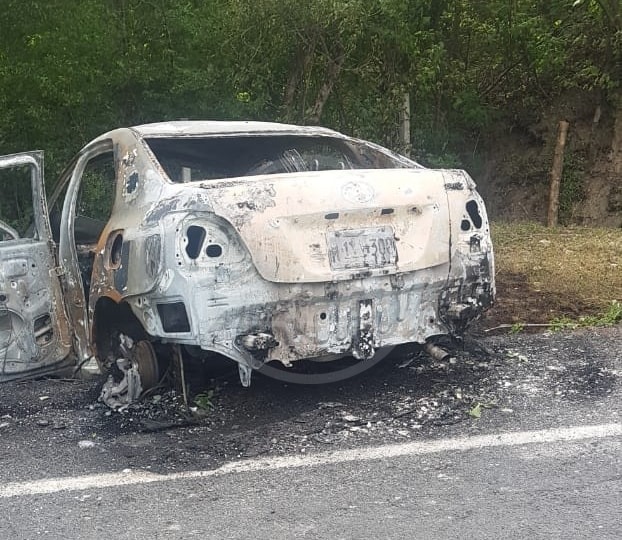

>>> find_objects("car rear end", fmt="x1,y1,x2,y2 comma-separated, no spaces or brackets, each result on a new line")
130,126,494,374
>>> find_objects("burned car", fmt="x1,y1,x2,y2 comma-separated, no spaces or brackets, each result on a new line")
0,121,494,401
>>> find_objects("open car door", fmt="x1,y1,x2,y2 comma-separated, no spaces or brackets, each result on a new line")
0,152,74,381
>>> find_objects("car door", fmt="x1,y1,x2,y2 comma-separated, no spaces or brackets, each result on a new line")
0,151,74,381
55,139,117,362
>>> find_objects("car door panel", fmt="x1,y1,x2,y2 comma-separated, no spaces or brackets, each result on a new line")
0,152,73,380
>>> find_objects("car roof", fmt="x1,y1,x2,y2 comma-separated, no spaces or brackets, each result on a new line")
130,120,345,138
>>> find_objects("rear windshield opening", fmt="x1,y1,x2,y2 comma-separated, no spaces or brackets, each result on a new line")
145,135,414,183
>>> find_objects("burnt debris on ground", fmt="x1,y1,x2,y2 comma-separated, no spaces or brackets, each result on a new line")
0,326,619,474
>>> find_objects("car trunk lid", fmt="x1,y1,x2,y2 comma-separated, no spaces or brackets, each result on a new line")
201,168,450,283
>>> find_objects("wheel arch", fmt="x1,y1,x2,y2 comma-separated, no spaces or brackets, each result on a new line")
91,296,149,364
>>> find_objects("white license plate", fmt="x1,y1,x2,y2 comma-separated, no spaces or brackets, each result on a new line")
327,227,397,270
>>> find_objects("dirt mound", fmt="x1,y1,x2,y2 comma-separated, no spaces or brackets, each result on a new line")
474,89,622,227
481,272,599,329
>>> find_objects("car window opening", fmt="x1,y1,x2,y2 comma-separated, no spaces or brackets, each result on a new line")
145,135,415,183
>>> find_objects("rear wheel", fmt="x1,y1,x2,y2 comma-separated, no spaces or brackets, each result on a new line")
257,346,395,385
132,340,160,391
99,335,162,409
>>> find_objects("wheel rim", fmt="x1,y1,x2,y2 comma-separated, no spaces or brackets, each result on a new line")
132,340,159,391
257,346,395,385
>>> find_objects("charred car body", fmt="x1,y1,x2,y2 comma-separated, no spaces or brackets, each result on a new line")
0,122,494,400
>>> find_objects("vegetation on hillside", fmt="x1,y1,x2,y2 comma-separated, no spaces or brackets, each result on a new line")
0,1,620,227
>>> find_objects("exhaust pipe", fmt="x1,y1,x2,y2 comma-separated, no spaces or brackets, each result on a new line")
424,342,452,362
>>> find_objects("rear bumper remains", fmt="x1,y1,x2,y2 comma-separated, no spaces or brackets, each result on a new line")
128,259,490,369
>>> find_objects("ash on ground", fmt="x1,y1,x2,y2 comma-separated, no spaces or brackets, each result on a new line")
0,326,619,472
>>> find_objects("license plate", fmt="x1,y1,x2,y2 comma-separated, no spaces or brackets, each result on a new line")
327,227,397,270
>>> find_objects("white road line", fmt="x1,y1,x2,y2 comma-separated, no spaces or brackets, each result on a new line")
1,423,620,498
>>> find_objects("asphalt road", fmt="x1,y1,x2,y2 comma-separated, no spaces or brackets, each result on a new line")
0,327,621,539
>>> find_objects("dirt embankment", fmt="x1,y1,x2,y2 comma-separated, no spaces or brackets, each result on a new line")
474,90,622,228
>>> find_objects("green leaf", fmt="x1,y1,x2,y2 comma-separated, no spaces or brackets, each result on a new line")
469,403,482,419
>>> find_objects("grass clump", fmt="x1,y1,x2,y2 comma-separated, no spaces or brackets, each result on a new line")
549,300,622,331
193,389,215,411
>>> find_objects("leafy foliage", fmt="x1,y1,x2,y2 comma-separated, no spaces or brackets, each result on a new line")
0,1,620,227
